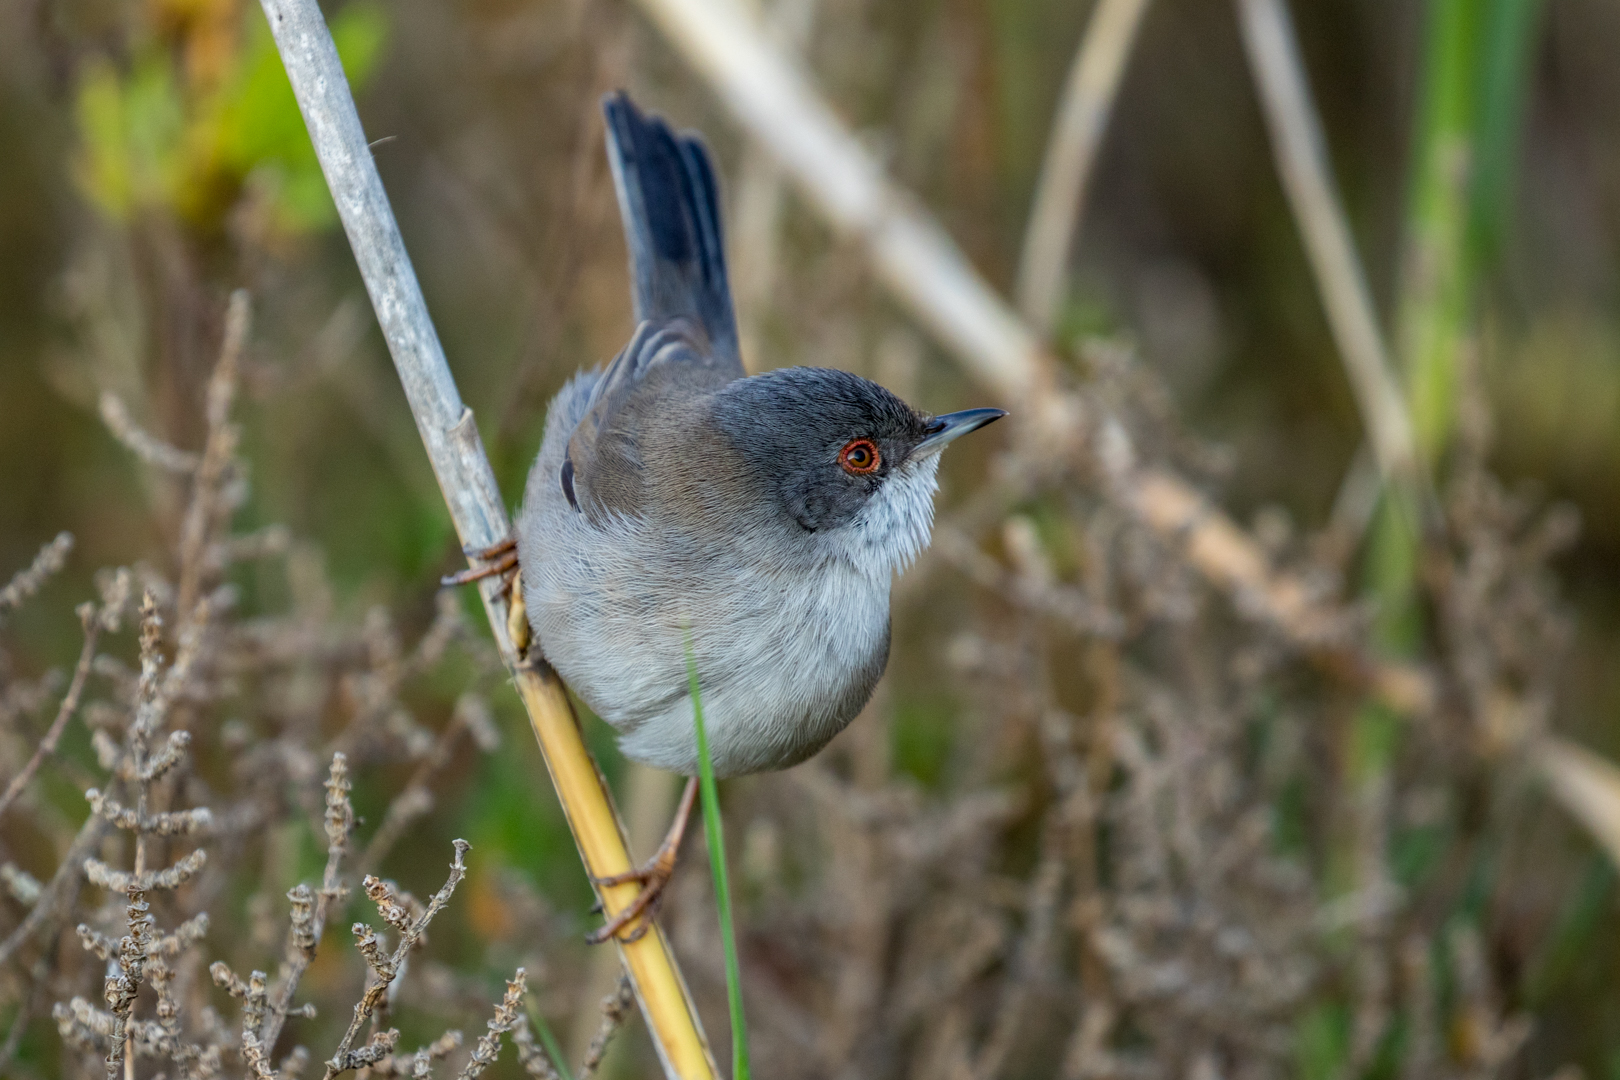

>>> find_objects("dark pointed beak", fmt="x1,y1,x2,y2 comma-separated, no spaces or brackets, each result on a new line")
914,408,1008,456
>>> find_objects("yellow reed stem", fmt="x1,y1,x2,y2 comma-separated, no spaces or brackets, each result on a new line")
511,661,716,1078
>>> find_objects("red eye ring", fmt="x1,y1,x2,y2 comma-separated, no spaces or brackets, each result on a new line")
838,438,881,475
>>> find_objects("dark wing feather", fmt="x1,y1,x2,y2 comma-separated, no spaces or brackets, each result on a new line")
563,93,745,523
566,321,730,522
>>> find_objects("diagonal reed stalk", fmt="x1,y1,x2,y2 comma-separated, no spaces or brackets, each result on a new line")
629,0,1441,722
1016,0,1153,337
1234,0,1419,499
256,0,716,1075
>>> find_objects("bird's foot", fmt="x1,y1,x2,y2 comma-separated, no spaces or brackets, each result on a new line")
441,538,530,656
586,776,699,945
440,536,518,588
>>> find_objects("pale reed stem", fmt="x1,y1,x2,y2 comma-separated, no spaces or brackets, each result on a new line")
255,0,715,1073
1015,0,1154,336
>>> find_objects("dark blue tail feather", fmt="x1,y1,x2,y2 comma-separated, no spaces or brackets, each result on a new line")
603,92,741,373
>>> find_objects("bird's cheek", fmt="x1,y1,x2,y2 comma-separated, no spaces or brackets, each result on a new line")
785,485,825,532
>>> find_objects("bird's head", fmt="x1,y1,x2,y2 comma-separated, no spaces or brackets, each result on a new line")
711,367,1005,578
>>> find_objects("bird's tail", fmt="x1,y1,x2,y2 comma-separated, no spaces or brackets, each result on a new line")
602,92,741,372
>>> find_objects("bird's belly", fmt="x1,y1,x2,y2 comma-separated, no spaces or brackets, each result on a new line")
525,521,890,777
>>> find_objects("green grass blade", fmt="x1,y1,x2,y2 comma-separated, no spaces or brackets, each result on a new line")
684,639,751,1079
1469,0,1541,264
526,1004,576,1080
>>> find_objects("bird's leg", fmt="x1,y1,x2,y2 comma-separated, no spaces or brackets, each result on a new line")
586,776,700,945
441,537,530,655
440,536,518,587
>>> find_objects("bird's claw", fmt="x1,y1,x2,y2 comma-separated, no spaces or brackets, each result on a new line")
585,860,673,945
439,536,518,588
584,777,699,946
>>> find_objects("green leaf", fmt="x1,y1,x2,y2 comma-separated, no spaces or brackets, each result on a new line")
525,1004,576,1080
1295,1002,1350,1080
215,0,390,231
73,56,184,219
685,637,751,1079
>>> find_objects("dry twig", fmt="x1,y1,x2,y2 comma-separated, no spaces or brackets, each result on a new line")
1015,0,1154,335
1234,0,1417,488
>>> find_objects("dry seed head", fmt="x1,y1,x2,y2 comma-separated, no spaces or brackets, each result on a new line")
0,531,74,615
94,566,134,631
325,752,355,849
210,961,250,999
353,922,392,978
137,729,191,782
288,883,317,953
152,911,209,958
333,1028,402,1073
1,862,42,906
365,876,414,934
456,968,527,1080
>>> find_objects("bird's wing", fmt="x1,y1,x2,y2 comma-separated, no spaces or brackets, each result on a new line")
603,91,743,376
564,319,729,521
560,93,744,523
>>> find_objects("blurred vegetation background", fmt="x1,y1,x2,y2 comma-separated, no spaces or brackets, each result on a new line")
5,0,1620,1076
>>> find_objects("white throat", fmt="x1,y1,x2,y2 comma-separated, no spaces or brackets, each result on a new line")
824,453,942,580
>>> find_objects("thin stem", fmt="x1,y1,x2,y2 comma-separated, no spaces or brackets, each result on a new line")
0,608,100,822
1397,0,1482,468
1015,0,1153,335
1235,0,1417,491
683,644,749,1079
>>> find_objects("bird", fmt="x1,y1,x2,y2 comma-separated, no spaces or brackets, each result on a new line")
451,92,1004,942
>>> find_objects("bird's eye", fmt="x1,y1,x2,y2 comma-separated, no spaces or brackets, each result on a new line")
838,439,881,475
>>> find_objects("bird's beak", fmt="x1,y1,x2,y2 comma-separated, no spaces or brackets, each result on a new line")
914,408,1008,457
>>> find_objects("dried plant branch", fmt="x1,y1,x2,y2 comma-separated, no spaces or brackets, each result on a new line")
102,885,153,1079
98,393,201,474
0,604,101,821
375,1030,463,1078
255,2,716,1074
175,290,249,622
324,840,471,1079
578,974,635,1079
1015,0,1154,334
1,864,42,907
0,532,73,616
455,968,527,1079
1536,737,1620,869
258,753,356,1056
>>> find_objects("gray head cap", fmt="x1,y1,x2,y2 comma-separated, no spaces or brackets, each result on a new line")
712,367,933,532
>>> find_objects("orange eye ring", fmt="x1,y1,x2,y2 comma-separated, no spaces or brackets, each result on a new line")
838,438,881,475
